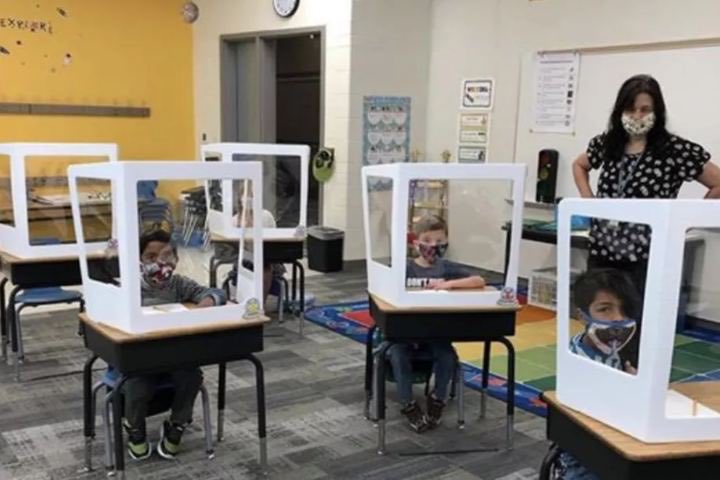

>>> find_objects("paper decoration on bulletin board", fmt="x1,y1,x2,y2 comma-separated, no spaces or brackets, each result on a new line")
461,78,494,109
532,52,580,133
363,95,411,190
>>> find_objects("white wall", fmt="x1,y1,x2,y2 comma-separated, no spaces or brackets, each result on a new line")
192,0,353,249
193,0,432,260
346,0,432,259
425,0,720,282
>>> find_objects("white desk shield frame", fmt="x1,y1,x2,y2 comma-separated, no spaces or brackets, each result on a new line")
556,198,720,443
69,161,264,335
201,143,310,239
0,143,118,258
361,162,526,308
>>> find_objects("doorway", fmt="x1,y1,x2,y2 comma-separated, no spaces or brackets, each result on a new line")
220,29,323,227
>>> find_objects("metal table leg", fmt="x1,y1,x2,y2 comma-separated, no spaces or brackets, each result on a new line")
498,337,516,449
0,277,7,362
217,362,226,442
243,355,267,473
111,374,128,479
374,342,392,455
480,341,491,418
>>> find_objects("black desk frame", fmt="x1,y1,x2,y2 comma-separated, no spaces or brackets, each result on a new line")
367,295,517,455
81,322,267,479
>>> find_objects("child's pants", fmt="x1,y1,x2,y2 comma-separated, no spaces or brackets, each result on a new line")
387,342,456,404
124,368,203,428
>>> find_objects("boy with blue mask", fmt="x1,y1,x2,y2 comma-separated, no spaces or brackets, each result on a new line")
124,229,226,461
570,268,641,374
558,268,641,479
389,216,486,433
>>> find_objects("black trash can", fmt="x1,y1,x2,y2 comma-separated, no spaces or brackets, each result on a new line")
307,226,344,273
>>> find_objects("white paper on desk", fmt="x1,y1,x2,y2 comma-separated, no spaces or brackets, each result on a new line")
141,303,189,315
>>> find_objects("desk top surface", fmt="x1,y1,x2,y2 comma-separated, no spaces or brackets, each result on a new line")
211,233,304,244
80,312,270,344
0,248,110,265
544,384,720,461
370,293,520,314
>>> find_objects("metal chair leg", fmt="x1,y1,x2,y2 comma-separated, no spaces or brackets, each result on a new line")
277,280,285,323
103,392,115,471
199,384,215,459
15,304,26,362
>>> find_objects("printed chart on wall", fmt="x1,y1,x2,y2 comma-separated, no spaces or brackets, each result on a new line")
363,96,411,189
532,52,580,134
457,112,489,163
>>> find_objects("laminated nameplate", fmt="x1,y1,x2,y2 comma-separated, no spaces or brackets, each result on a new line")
243,298,262,320
497,286,518,306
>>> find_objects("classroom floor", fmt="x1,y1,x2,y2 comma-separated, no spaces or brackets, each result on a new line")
0,260,548,480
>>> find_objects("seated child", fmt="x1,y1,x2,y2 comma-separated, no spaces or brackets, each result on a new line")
389,215,486,433
124,229,227,461
232,199,285,304
558,267,641,479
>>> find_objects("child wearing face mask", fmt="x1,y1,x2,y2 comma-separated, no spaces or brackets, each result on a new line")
124,229,226,461
387,216,486,433
557,268,641,479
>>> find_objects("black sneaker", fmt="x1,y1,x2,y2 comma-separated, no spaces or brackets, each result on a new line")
426,395,446,429
401,401,429,433
156,420,186,459
123,419,151,461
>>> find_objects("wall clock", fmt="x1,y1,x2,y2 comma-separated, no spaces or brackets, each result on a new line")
273,0,300,18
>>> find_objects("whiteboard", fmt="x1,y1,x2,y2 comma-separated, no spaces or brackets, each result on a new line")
514,44,720,201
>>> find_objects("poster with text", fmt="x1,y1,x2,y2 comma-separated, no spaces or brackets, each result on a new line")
458,112,490,145
461,78,494,109
532,52,580,134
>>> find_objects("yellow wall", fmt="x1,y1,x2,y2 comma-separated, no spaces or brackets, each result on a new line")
0,0,195,161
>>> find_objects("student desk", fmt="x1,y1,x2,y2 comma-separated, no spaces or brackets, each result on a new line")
209,234,306,331
540,383,720,480
368,293,519,455
0,249,118,370
79,313,270,479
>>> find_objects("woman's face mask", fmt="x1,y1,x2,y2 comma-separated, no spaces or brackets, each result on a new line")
579,310,637,356
621,112,655,137
416,242,448,264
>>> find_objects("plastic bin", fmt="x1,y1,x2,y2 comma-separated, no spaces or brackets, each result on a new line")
307,226,344,272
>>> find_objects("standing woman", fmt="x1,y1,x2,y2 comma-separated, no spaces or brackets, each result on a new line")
557,74,720,480
573,74,720,289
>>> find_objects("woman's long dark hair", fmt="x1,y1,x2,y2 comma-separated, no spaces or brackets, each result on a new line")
603,74,671,164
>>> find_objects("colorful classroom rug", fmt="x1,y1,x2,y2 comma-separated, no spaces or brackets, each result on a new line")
305,300,720,417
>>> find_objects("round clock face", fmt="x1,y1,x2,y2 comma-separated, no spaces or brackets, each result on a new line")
182,2,199,23
273,0,300,17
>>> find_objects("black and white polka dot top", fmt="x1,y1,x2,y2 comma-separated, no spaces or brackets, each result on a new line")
585,133,710,262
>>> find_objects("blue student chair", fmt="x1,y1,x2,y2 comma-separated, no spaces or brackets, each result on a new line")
137,181,174,233
6,237,84,382
89,367,214,471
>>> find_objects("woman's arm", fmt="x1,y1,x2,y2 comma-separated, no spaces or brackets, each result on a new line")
572,153,595,198
697,161,720,199
432,275,486,290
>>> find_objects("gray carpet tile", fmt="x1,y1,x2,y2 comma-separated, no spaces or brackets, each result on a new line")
0,261,548,479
